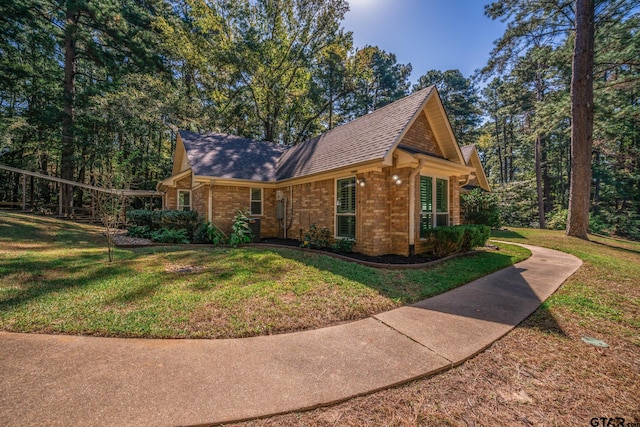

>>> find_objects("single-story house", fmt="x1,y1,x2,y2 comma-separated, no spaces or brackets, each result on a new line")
158,85,489,256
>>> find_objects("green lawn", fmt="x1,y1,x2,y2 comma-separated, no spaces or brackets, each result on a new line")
0,211,529,338
492,227,640,345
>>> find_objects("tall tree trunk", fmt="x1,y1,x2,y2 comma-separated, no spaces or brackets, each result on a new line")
495,119,505,183
61,5,78,216
535,134,546,228
566,0,595,239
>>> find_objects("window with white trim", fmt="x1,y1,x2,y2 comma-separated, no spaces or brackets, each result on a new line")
420,176,449,237
336,177,356,239
250,187,262,215
178,190,191,211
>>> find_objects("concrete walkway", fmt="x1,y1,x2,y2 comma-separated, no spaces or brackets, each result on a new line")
0,244,582,426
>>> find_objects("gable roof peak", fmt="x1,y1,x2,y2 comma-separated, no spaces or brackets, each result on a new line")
276,86,436,179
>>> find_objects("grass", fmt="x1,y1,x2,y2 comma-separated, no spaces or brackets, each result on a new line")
232,227,640,426
0,211,529,339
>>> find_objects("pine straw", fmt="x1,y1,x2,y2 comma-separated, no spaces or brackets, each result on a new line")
228,231,640,427
228,311,639,427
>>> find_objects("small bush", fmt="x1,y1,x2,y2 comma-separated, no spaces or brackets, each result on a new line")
460,225,491,252
461,188,500,227
422,226,465,258
229,210,253,247
206,222,228,245
128,209,200,239
423,225,490,257
301,224,333,249
127,209,159,228
546,208,568,230
127,225,152,239
331,238,355,253
151,228,190,244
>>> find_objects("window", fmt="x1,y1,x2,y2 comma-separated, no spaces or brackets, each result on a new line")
420,176,449,237
178,190,191,211
250,187,262,215
336,177,356,238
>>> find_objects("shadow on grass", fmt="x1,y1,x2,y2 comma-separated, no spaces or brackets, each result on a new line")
590,238,640,256
0,212,103,247
491,229,528,240
265,247,521,304
0,255,136,311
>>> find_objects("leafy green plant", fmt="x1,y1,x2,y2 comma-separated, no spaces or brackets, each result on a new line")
424,225,491,257
229,210,253,247
460,225,491,252
127,225,152,239
151,228,190,244
301,224,333,249
546,207,568,230
461,188,500,227
127,209,199,238
422,226,465,258
331,238,355,253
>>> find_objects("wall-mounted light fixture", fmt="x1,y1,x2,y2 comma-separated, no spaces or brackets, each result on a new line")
356,178,366,187
392,174,402,185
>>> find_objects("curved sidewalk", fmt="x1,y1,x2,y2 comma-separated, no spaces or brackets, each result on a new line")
0,244,582,427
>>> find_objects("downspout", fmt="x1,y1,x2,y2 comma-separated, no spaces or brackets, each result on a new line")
208,185,213,223
408,159,427,256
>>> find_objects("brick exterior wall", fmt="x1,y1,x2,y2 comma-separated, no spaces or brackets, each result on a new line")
276,179,335,242
400,112,443,157
357,170,391,256
209,185,279,238
162,166,462,257
160,92,472,256
449,178,461,226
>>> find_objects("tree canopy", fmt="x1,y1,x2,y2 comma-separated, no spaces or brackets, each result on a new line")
1,0,638,239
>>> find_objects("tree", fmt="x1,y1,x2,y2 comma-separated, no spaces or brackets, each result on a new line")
342,45,412,120
566,0,595,239
226,0,351,143
412,69,481,146
25,0,167,212
483,0,639,237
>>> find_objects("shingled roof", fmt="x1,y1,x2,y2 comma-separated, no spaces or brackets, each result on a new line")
276,86,435,179
178,86,438,182
179,131,286,182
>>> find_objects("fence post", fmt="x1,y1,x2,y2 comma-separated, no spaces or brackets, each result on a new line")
21,174,26,211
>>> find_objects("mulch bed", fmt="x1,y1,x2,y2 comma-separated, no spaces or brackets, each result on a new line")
258,238,438,265
113,234,442,266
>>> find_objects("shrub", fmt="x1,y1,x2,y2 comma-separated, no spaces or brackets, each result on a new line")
422,226,465,258
331,238,355,253
127,225,152,239
460,225,491,252
151,228,190,244
206,222,228,246
301,224,333,249
127,209,160,228
461,188,500,227
229,210,253,247
423,225,490,258
127,209,200,239
546,208,568,230
192,222,211,243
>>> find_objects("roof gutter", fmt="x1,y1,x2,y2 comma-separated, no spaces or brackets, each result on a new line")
408,159,427,256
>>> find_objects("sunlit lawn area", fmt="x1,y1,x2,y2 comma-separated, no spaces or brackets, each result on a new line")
246,228,640,426
492,227,640,345
0,211,529,338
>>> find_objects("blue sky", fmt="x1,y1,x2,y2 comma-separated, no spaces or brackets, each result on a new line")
342,0,507,84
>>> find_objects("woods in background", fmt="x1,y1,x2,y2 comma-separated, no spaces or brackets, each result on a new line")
1,0,638,239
